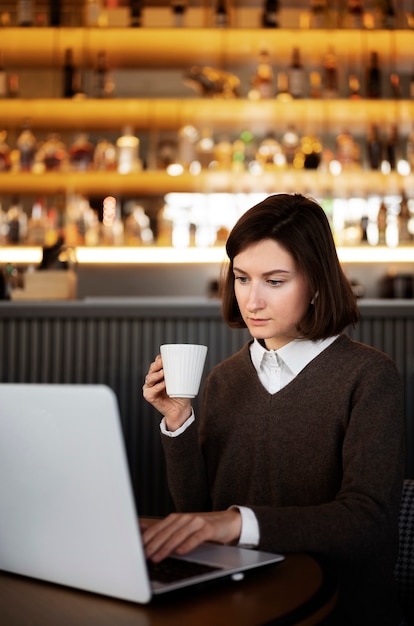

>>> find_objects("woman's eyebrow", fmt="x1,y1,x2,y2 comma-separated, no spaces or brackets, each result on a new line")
233,266,292,276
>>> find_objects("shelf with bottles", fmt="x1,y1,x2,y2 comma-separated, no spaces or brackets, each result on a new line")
2,119,414,199
2,0,413,31
1,188,413,257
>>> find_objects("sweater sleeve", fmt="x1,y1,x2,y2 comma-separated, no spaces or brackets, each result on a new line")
161,417,212,512
251,357,405,562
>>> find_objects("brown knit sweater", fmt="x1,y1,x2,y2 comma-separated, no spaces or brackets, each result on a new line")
161,334,405,625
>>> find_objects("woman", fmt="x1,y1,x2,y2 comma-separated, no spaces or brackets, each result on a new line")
142,193,405,624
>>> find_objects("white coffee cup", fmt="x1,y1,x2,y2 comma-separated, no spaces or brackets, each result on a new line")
160,343,208,398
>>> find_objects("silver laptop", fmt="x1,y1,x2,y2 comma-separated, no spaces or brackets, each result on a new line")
0,383,284,603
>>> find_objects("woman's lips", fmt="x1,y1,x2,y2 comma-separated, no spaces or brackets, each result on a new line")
248,317,270,326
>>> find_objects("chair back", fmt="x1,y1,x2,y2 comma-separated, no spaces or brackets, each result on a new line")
394,478,414,623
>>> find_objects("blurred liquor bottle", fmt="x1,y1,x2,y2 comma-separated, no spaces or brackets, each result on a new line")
344,0,364,28
171,0,186,27
378,0,397,29
17,0,33,26
0,51,6,98
323,47,338,99
49,0,61,26
63,49,76,98
215,0,229,27
130,0,143,26
249,49,274,99
366,51,381,99
366,124,383,170
287,47,305,99
309,0,329,28
262,0,279,28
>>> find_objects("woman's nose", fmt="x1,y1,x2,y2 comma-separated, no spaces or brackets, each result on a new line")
246,285,265,311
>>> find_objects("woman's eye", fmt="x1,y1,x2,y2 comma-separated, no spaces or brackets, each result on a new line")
234,276,248,284
268,279,282,286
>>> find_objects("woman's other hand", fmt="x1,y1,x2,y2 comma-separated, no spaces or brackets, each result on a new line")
141,510,242,563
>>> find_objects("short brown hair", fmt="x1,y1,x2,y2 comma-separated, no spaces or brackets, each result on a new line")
221,193,360,340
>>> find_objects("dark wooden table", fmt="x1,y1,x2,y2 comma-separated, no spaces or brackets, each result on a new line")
0,551,337,626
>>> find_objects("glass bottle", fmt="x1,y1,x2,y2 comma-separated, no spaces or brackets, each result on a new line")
17,0,34,26
390,72,401,99
49,0,61,26
70,133,94,171
38,133,68,172
409,67,414,99
6,199,27,244
348,73,361,99
276,71,291,102
398,192,412,244
116,126,141,173
196,128,215,169
309,71,322,99
301,134,322,169
376,200,388,245
249,49,274,100
281,125,300,167
177,124,198,169
94,138,117,171
94,51,114,99
406,123,414,171
171,0,186,27
7,73,19,98
63,48,76,98
130,0,143,27
378,0,397,29
323,47,338,99
0,51,7,98
124,206,154,246
262,0,279,28
336,128,360,169
0,131,11,171
366,51,381,99
256,133,284,170
214,0,228,27
287,47,305,99
309,0,329,29
28,199,48,246
84,0,102,26
214,135,233,169
385,124,398,170
366,124,383,170
344,0,364,28
17,123,36,171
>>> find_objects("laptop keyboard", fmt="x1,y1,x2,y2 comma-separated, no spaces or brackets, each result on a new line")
147,557,223,584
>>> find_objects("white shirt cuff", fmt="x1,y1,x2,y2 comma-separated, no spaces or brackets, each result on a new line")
160,409,195,437
230,505,260,548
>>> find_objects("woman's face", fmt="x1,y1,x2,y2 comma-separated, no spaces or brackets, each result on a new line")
233,239,312,350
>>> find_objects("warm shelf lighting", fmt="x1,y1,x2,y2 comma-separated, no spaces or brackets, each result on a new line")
0,247,43,264
1,246,414,266
74,246,229,264
337,247,414,264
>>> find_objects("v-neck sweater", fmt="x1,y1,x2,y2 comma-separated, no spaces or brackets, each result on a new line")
161,334,405,624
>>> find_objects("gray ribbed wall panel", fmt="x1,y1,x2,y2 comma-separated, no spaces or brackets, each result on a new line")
0,300,412,515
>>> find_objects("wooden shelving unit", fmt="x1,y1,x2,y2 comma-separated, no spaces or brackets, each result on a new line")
0,24,413,262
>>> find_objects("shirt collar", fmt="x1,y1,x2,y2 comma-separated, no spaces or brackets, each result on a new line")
250,336,338,377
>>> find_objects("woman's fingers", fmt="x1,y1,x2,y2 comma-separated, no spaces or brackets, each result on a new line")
142,510,242,562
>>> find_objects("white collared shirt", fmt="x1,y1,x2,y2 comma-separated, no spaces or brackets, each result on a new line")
250,335,338,395
161,335,339,547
